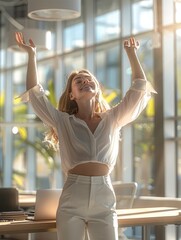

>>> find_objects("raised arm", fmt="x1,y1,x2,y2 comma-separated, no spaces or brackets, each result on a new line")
15,32,60,128
109,37,157,129
124,37,146,80
15,32,38,90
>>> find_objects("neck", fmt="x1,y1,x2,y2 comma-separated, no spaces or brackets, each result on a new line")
76,99,96,120
75,110,95,120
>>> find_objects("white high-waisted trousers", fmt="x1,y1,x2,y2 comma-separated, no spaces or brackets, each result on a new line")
56,174,118,240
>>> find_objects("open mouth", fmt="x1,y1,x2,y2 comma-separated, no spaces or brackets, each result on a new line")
81,84,92,90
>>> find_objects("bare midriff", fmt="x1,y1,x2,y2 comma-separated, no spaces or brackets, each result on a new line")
68,162,109,176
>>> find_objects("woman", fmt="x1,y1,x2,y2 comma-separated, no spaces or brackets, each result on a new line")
15,32,156,240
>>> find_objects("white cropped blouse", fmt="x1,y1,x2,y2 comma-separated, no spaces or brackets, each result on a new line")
20,79,155,174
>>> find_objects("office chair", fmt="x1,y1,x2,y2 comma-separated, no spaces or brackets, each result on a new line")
112,181,138,240
112,181,138,209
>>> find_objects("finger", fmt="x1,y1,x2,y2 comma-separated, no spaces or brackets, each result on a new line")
15,32,22,46
20,32,26,44
15,32,20,42
130,37,136,47
15,32,27,49
29,38,35,48
15,32,19,43
124,40,129,47
16,32,23,44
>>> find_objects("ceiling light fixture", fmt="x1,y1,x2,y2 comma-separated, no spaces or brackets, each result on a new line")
27,0,81,21
8,28,52,52
0,6,53,52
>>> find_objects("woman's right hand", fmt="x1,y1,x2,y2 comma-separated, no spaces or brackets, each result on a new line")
124,37,139,57
15,32,36,55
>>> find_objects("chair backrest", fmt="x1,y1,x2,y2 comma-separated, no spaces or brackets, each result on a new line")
0,188,20,211
112,182,137,209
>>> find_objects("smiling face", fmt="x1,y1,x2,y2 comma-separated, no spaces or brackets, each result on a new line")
58,69,109,115
70,72,99,101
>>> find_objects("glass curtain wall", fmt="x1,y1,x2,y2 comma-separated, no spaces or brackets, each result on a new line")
2,0,181,239
0,4,59,190
175,1,181,198
1,0,181,201
0,0,156,192
131,0,155,195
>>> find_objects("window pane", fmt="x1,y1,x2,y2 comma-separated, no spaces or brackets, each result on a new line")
10,124,58,189
11,60,60,189
63,23,85,51
176,18,181,228
63,2,85,52
176,29,181,116
178,121,181,138
0,49,7,69
175,2,181,23
133,36,155,195
133,122,155,195
178,140,181,197
95,0,120,43
0,73,5,122
137,37,154,86
95,43,120,105
132,0,154,34
0,126,3,185
63,51,85,78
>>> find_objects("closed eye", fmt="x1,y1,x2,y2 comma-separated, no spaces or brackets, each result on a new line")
73,75,93,85
74,78,82,84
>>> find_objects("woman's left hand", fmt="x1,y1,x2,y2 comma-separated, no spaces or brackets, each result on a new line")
15,32,36,56
124,37,139,55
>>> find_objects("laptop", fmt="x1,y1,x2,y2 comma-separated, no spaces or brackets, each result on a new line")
30,189,62,221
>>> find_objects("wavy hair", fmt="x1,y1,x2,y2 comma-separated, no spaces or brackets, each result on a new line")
45,69,110,150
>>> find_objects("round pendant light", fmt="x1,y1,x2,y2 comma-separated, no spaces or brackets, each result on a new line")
28,0,81,21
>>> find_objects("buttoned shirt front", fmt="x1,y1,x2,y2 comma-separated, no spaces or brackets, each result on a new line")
20,79,155,174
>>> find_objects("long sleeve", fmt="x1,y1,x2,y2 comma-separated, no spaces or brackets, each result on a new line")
110,78,156,129
18,84,60,128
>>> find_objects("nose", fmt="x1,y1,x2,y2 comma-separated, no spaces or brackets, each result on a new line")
83,78,89,84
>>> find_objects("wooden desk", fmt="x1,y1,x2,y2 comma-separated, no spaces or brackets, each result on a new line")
117,207,180,227
0,220,56,234
117,206,178,216
1,208,181,240
117,207,181,240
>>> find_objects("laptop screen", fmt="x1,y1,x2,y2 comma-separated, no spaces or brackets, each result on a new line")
34,189,62,220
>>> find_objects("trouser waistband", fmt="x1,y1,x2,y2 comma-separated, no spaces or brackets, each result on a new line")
67,173,111,184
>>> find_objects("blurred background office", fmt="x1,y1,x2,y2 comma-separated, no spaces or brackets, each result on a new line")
0,0,180,199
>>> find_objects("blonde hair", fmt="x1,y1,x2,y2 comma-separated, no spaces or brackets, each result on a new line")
45,69,110,150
